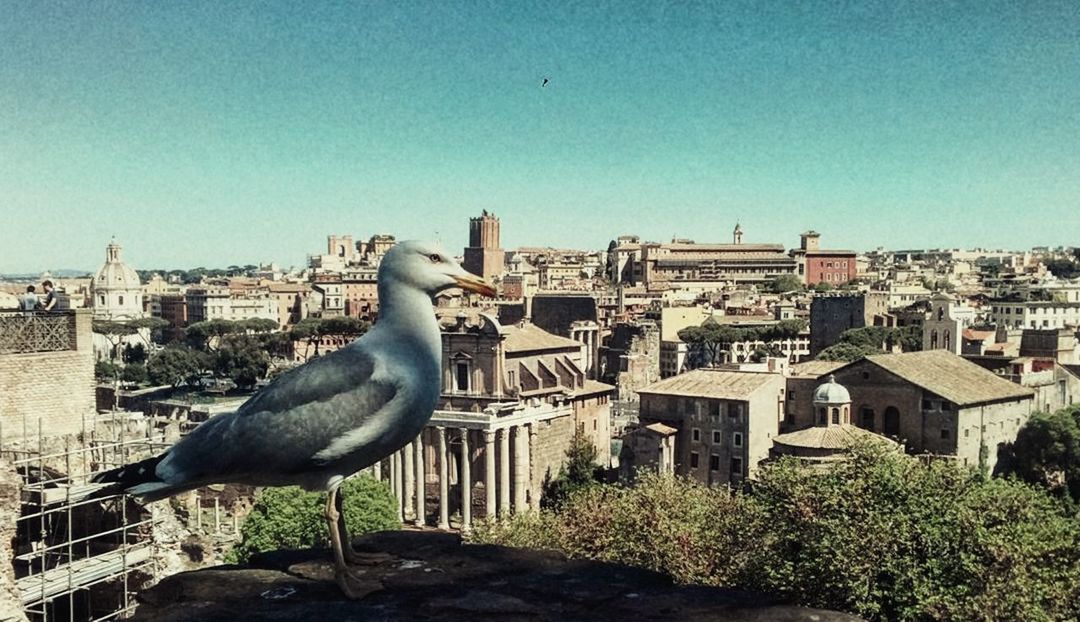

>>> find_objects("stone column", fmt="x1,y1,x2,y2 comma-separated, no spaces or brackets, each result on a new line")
372,458,382,481
403,441,415,521
437,427,450,530
414,432,426,527
513,425,528,513
527,422,540,511
483,430,496,519
498,428,511,517
460,428,472,532
388,452,399,518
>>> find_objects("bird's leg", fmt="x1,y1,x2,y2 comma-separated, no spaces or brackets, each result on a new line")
336,484,394,566
325,485,381,600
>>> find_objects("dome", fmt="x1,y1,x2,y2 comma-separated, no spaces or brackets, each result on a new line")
813,375,851,404
92,241,141,292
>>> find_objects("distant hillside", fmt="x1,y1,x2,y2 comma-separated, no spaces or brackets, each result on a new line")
0,269,93,280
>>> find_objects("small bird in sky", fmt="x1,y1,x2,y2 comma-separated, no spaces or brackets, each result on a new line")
542,77,550,88
91,240,496,598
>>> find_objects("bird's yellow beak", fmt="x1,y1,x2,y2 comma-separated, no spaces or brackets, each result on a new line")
453,273,498,298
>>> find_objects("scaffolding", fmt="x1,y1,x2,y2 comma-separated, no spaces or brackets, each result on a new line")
1,411,171,622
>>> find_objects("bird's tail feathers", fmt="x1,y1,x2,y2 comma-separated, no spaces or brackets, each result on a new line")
86,454,174,502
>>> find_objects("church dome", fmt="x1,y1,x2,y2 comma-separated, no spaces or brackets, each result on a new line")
92,241,142,292
813,375,851,405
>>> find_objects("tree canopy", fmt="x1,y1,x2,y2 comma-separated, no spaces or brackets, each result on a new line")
817,325,922,362
1006,405,1080,503
225,475,399,563
472,442,1080,621
767,274,804,293
678,319,807,369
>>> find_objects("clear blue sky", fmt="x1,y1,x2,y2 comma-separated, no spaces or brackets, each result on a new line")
2,1,1078,273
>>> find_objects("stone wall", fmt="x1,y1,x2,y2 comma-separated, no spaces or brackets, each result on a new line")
0,460,29,622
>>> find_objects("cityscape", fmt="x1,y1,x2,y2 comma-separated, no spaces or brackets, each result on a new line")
2,2,1080,621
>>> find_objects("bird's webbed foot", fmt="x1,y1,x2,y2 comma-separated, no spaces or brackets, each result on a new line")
334,567,383,600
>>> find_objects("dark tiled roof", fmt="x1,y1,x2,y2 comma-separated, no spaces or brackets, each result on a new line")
864,350,1033,406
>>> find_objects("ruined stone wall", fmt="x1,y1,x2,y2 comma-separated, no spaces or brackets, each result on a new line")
0,459,29,622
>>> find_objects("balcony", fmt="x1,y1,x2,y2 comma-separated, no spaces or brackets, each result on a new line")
0,310,84,355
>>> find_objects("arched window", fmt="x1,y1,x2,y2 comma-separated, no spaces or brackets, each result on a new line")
944,330,951,351
831,408,840,424
818,407,827,424
884,407,900,436
930,330,938,349
937,307,944,321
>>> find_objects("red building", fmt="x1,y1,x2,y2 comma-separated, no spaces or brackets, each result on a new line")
792,232,857,286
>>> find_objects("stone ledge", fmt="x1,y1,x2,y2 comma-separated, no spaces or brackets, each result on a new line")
132,531,862,622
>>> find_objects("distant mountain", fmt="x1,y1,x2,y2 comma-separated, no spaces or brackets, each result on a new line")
0,269,93,280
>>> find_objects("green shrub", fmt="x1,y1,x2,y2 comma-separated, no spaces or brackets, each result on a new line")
469,443,1080,621
226,475,399,563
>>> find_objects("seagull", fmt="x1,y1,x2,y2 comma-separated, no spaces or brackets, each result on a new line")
541,77,549,87
91,240,496,598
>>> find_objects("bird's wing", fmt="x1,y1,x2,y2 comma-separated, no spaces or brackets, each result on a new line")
156,344,399,486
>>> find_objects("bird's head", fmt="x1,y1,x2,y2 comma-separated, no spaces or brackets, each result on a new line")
380,240,497,298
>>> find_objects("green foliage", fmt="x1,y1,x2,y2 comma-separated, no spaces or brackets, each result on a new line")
541,431,602,509
185,319,242,351
147,345,208,387
678,320,806,368
1045,258,1080,279
813,281,833,292
471,444,1080,621
94,360,121,381
214,335,271,388
818,326,922,361
119,363,148,384
288,316,369,358
1007,406,1080,502
768,274,804,293
122,343,147,365
226,475,400,563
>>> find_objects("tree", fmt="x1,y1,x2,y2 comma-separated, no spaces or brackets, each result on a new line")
226,475,399,563
288,317,369,360
1007,406,1080,502
817,341,879,362
768,274,803,293
147,345,208,387
215,335,271,389
120,363,148,385
185,319,241,351
92,320,137,362
95,360,121,381
473,443,1080,622
541,431,602,509
813,281,833,293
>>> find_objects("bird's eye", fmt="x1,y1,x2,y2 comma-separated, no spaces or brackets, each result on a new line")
428,254,442,263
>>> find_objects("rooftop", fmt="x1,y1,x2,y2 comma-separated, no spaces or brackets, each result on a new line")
503,323,583,353
773,424,899,450
637,369,780,400
862,350,1034,406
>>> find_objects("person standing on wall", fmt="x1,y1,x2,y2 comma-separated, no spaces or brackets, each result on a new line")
40,280,57,312
21,285,38,314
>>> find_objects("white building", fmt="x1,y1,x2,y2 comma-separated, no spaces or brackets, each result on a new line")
90,240,148,361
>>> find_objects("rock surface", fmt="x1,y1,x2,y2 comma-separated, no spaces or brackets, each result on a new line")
133,530,862,622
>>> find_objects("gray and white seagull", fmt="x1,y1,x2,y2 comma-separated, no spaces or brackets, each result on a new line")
91,240,496,597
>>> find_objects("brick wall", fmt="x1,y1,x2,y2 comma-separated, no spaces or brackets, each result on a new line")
0,310,95,438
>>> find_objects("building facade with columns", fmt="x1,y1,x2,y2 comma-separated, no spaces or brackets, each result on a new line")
371,312,614,530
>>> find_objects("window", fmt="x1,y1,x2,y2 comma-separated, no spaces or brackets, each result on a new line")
788,391,795,401
831,408,840,424
941,402,951,412
454,361,470,392
818,407,827,424
860,407,874,430
690,452,699,468
733,432,743,447
508,370,516,389
692,428,701,442
922,399,932,410
709,454,720,471
118,295,124,306
940,429,951,440
731,457,743,476
712,430,721,444
964,428,970,438
862,371,870,380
